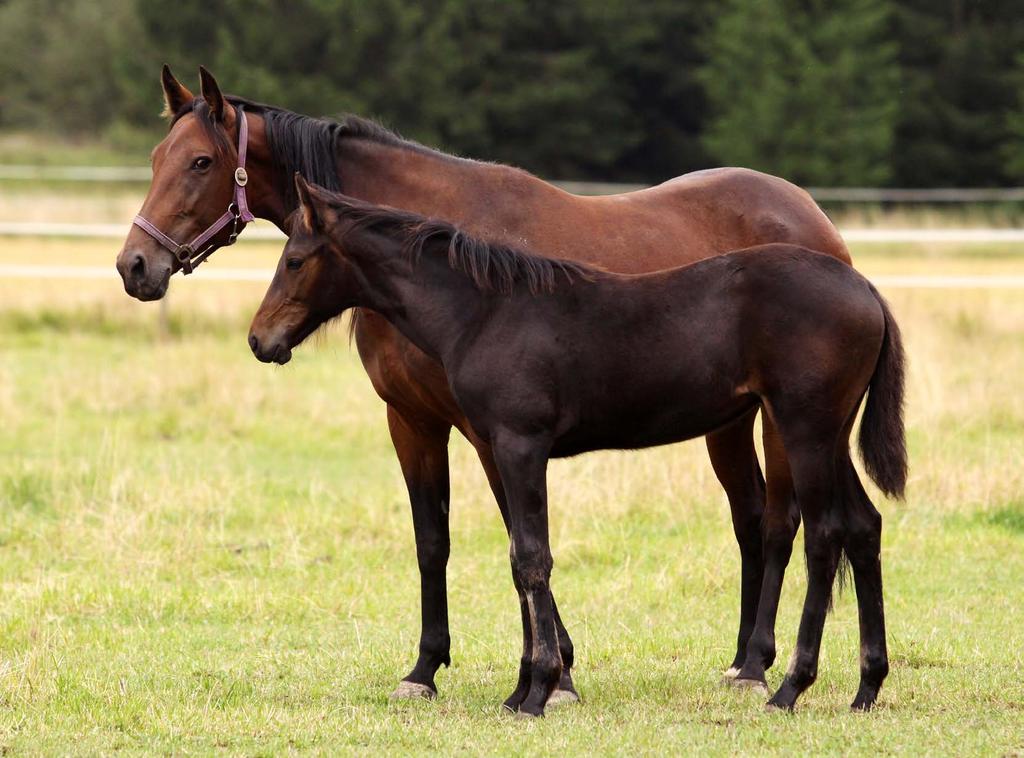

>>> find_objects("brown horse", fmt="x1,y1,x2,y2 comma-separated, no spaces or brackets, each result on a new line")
248,178,906,716
116,67,851,701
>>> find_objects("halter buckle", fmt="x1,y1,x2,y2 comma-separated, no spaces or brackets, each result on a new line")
234,167,249,187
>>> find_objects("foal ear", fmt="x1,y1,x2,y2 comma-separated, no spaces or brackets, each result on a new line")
198,65,226,122
160,65,193,119
294,173,320,233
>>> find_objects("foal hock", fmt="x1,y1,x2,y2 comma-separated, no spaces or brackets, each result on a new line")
250,177,906,716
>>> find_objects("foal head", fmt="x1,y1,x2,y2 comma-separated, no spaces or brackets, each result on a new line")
248,176,352,365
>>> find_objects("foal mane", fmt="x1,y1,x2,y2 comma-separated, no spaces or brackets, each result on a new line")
170,96,433,208
323,199,596,296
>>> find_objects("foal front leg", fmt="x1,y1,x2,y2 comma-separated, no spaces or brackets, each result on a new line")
470,435,578,706
492,433,562,717
387,406,453,699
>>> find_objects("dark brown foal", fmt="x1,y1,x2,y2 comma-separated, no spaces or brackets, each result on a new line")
248,180,906,716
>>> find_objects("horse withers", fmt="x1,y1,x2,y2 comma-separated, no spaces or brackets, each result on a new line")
248,177,906,717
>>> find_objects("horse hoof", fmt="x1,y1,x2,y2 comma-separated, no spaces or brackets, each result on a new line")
390,681,437,700
764,701,790,713
729,677,770,696
514,708,543,720
546,688,580,707
722,666,741,680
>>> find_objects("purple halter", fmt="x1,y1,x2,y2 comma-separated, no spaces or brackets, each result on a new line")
133,106,256,275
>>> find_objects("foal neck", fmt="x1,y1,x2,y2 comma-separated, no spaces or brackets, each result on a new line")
340,225,488,364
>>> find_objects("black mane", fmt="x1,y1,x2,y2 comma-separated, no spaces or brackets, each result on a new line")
170,96,431,208
314,196,597,295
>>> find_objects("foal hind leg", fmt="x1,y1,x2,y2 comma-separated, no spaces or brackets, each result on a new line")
388,406,453,700
706,407,766,678
734,418,799,692
839,458,889,711
470,434,579,708
767,443,844,711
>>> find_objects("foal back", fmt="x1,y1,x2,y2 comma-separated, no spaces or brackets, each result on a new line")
458,244,883,458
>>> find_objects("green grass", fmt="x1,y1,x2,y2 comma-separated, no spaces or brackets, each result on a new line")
0,239,1023,755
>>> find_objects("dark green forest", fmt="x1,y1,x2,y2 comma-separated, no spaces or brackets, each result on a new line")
1,0,1022,186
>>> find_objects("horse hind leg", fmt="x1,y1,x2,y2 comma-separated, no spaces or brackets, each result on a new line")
705,407,766,679
733,415,799,693
838,455,889,711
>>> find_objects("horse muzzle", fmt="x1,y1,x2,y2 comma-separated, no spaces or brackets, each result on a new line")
116,247,172,301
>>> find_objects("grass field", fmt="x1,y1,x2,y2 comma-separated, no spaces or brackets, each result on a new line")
0,233,1022,755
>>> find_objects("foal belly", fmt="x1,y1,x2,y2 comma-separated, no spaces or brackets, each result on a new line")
549,390,756,459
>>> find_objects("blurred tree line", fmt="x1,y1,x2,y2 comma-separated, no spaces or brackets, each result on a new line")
0,0,1021,186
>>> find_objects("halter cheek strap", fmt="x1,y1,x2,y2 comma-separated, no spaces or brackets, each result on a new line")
132,106,256,275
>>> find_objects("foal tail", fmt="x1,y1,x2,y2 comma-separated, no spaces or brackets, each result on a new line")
857,287,908,499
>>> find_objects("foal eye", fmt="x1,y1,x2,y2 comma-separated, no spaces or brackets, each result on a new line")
191,156,212,171
286,258,304,271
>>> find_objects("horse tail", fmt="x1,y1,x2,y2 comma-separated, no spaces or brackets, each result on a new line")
858,287,908,499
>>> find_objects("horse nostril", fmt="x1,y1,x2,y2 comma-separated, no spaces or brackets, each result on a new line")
130,253,146,279
249,334,259,355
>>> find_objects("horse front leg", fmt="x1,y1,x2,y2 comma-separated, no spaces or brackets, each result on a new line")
491,432,561,717
387,405,453,700
705,407,766,679
468,433,579,708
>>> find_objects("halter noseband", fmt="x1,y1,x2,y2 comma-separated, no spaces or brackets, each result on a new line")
132,106,256,275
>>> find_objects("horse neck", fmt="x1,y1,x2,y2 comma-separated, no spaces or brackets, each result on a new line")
340,226,486,363
252,120,557,237
240,112,290,230
336,138,549,235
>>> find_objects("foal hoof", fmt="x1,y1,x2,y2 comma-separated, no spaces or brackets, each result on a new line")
546,688,580,708
728,677,770,697
850,695,877,712
390,681,437,700
721,666,741,681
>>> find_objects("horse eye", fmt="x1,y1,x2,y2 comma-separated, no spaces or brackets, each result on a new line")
191,156,212,171
286,258,303,271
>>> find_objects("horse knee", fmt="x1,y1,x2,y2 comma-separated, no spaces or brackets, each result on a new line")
733,512,764,556
510,544,552,592
415,534,450,573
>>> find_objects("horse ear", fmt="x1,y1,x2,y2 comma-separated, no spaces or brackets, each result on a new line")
161,65,193,119
294,174,319,232
198,65,225,122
